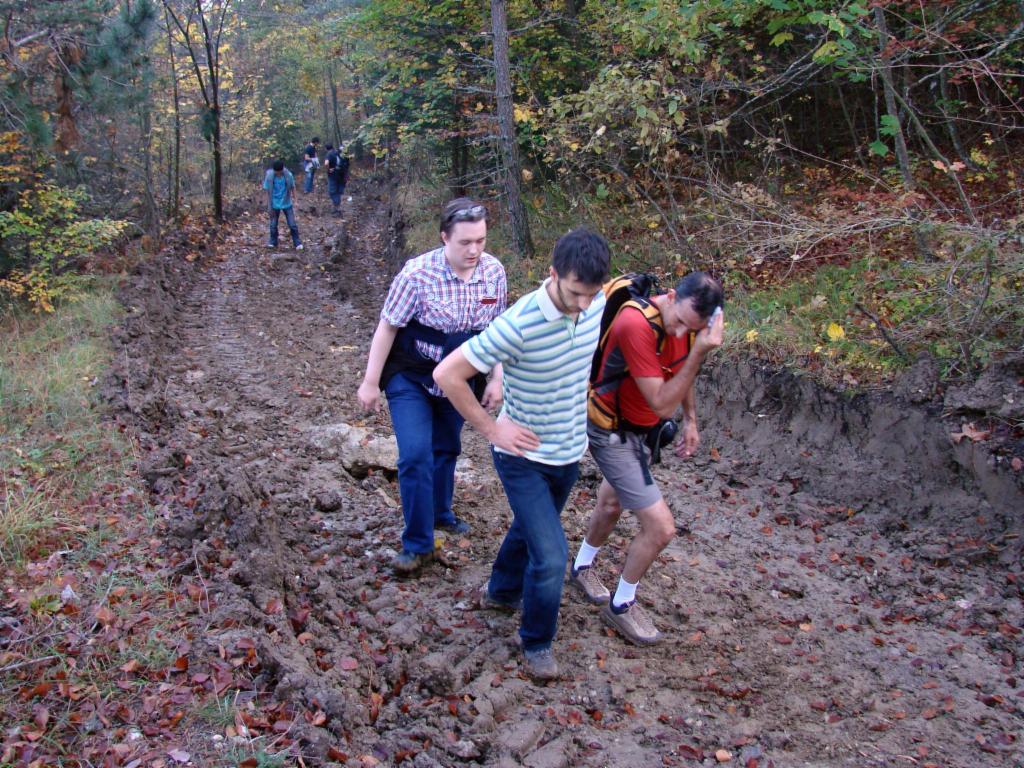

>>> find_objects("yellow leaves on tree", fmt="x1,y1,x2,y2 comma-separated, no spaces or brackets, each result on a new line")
0,140,128,312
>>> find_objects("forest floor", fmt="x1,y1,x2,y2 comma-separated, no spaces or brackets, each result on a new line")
36,178,1024,768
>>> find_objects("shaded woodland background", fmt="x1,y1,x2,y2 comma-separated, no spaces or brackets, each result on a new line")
2,0,1022,379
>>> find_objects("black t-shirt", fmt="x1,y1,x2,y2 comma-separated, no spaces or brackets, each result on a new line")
325,149,339,169
304,144,316,160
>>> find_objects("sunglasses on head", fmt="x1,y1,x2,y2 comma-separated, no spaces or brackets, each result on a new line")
445,205,486,225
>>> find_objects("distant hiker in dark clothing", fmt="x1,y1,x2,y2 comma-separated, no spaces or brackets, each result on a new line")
262,160,303,250
303,137,320,193
324,143,350,215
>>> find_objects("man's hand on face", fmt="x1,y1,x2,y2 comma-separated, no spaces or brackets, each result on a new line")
357,381,382,413
489,413,540,456
694,308,725,355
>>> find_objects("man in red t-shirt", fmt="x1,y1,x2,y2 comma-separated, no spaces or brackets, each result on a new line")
570,272,724,645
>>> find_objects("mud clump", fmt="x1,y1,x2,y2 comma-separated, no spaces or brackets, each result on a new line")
110,181,1024,767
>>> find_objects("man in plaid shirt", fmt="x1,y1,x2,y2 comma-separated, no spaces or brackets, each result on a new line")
358,198,507,574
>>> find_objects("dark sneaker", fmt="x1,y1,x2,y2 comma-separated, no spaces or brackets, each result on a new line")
477,583,520,613
601,600,661,645
391,549,434,575
568,565,610,605
437,518,471,536
522,647,559,681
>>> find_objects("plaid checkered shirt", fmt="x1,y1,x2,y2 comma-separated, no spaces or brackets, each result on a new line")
381,247,507,395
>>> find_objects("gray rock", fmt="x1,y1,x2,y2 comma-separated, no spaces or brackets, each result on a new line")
524,735,574,768
498,719,546,759
944,352,1024,419
893,353,939,404
307,422,398,477
419,651,462,694
442,739,482,760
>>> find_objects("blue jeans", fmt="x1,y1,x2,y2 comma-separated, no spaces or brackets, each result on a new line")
385,373,464,554
304,166,316,193
327,173,345,208
488,450,580,652
268,206,300,247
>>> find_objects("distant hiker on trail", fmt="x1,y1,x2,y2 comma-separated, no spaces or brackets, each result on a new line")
302,137,320,193
324,143,350,215
357,198,507,576
434,228,610,682
569,271,724,646
262,160,303,251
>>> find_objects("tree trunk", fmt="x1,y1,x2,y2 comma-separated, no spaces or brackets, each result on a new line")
321,67,331,146
328,62,342,146
212,108,223,221
873,6,914,191
490,0,533,257
163,5,181,221
140,102,160,234
937,52,973,168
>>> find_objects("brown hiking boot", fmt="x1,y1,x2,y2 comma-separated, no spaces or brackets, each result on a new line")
568,565,610,605
601,600,661,645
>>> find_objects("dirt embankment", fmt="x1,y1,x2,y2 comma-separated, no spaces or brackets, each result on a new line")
107,178,1022,768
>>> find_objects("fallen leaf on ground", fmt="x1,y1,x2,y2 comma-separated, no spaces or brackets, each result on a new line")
950,422,991,444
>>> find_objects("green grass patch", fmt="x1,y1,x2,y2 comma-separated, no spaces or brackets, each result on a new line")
0,286,134,562
223,748,290,768
0,482,59,566
724,235,1024,385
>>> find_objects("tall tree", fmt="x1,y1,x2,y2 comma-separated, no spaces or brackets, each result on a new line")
490,0,534,257
161,0,231,221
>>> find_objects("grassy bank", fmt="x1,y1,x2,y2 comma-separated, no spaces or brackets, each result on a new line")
0,287,189,766
0,289,132,564
395,170,1023,390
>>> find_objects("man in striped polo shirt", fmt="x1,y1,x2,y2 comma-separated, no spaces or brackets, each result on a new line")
434,228,610,681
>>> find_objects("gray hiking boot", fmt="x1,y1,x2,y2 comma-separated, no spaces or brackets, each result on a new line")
522,646,559,681
477,583,520,613
601,600,662,645
391,549,433,575
568,565,610,605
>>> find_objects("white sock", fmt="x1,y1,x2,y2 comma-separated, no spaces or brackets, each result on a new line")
573,540,601,571
612,577,638,609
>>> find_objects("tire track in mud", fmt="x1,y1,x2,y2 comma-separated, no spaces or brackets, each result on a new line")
112,183,1023,768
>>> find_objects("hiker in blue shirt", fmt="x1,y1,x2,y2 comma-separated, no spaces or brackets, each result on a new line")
262,160,303,250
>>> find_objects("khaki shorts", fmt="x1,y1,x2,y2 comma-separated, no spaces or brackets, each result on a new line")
587,422,662,511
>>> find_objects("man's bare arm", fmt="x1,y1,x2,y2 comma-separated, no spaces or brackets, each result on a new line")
357,318,399,412
434,350,538,456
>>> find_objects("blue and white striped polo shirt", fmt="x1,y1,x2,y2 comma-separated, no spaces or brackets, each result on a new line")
463,279,606,466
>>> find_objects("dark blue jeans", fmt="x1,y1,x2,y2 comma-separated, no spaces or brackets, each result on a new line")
327,173,345,208
385,373,464,555
304,166,316,193
488,450,580,652
268,206,300,247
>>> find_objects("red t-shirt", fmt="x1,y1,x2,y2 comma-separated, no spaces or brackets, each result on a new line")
592,306,691,428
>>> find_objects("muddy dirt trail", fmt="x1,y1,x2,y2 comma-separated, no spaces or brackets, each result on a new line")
108,179,1023,768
